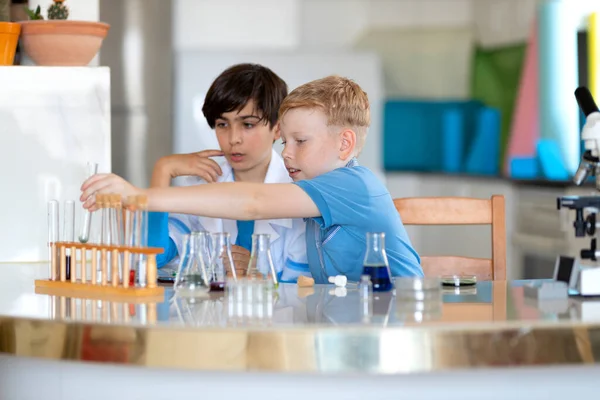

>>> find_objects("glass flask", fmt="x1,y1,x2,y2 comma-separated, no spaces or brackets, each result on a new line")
362,232,393,292
174,232,210,297
209,232,236,291
247,234,278,286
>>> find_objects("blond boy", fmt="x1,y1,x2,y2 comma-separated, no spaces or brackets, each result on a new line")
81,76,423,283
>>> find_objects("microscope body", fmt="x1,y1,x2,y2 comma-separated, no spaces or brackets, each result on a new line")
556,87,600,295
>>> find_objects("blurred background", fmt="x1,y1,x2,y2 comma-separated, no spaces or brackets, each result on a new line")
5,0,600,280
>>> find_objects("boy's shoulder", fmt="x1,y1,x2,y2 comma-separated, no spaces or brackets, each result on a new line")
307,163,388,196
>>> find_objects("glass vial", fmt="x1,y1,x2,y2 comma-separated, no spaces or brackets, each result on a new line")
47,200,59,280
209,232,236,291
99,194,111,284
136,195,149,287
174,232,210,297
124,195,137,285
247,234,278,286
109,194,123,284
78,162,99,243
63,200,75,281
362,232,393,292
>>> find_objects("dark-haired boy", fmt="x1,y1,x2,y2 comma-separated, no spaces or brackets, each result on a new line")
148,63,309,282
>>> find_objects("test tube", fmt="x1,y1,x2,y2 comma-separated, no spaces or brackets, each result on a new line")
110,194,123,286
79,162,99,243
99,194,110,285
47,200,59,280
63,200,75,281
136,195,149,287
125,196,137,285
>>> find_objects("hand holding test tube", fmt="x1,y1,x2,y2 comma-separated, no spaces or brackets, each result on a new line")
79,162,99,243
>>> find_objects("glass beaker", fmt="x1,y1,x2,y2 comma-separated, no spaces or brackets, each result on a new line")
247,234,278,286
174,233,210,297
78,162,99,243
362,232,393,292
209,232,236,291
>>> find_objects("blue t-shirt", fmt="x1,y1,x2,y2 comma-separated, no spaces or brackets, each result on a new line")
294,160,423,284
235,220,255,252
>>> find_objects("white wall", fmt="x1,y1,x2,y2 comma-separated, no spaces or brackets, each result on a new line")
173,0,537,52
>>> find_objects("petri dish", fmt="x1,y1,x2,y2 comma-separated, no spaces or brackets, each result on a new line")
441,275,477,287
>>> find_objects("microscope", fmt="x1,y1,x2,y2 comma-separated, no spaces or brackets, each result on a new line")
556,86,600,296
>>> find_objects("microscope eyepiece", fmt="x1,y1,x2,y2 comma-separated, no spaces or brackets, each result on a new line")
575,86,600,117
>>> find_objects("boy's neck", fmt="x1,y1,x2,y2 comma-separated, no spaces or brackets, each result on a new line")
233,152,272,183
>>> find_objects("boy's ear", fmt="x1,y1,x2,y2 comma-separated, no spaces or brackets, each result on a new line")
339,129,356,159
272,122,281,142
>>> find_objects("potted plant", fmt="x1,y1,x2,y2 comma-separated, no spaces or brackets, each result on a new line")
19,0,110,66
0,0,21,65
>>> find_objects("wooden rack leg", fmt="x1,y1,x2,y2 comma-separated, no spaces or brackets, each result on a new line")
91,248,97,285
123,303,129,322
123,250,130,288
111,302,118,322
82,299,87,320
147,254,157,289
148,303,157,324
70,297,76,319
102,301,108,322
91,301,97,321
60,245,66,282
101,249,107,286
79,248,86,284
60,296,66,319
70,245,76,283
111,249,119,287
50,243,57,281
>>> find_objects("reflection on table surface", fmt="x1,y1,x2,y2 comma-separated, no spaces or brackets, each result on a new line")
2,272,599,328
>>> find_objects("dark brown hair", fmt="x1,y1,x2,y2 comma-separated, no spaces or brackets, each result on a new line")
202,63,288,129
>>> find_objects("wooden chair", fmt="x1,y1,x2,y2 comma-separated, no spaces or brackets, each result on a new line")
393,195,506,281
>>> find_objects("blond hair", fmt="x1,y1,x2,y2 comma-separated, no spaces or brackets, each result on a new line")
279,75,370,154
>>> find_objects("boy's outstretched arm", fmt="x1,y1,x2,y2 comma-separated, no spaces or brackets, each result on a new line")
81,173,321,220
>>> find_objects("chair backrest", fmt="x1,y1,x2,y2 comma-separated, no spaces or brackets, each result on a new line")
393,195,506,280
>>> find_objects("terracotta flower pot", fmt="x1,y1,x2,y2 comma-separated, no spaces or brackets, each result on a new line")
19,20,110,66
0,22,20,66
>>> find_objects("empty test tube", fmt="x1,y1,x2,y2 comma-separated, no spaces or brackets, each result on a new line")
110,194,123,286
99,194,109,285
79,162,99,243
136,195,149,287
47,200,59,280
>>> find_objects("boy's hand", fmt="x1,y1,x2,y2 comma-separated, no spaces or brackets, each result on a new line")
225,245,251,278
80,173,143,211
155,150,224,185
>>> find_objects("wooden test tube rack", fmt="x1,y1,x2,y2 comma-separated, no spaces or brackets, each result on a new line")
35,241,165,299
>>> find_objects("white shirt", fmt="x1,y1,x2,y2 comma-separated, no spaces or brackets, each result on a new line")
166,149,310,282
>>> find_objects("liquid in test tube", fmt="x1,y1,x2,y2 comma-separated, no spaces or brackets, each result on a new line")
63,200,75,280
47,200,59,280
79,162,99,243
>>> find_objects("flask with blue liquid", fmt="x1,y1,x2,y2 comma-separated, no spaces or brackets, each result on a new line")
362,232,393,292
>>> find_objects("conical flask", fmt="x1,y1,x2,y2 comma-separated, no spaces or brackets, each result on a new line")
247,234,278,286
209,232,237,291
174,232,210,297
362,232,393,292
